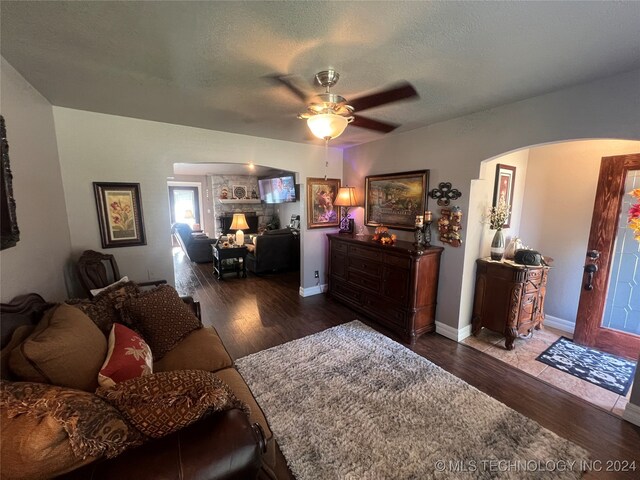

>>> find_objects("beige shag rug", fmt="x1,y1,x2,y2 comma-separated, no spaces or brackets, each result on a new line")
236,321,588,479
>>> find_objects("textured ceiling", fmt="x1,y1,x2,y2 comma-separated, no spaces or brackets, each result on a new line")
2,1,639,148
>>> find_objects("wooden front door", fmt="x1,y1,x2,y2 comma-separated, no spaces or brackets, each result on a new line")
573,153,640,359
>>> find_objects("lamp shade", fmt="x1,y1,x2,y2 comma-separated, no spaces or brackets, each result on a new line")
307,114,349,140
183,209,195,219
230,213,249,230
333,187,358,207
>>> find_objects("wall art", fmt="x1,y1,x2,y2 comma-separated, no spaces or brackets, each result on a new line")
306,177,341,229
94,182,147,248
493,164,516,228
365,170,428,231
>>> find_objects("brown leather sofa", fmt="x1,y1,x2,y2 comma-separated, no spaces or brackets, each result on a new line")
0,293,289,480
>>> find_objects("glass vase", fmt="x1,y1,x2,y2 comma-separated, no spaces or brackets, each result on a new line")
490,229,505,261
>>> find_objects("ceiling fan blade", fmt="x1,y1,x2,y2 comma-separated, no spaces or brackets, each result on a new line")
349,82,418,112
264,73,316,102
351,115,399,133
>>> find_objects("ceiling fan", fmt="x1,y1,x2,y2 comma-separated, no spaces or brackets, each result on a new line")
270,69,419,141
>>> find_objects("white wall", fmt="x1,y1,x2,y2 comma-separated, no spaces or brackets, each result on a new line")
344,68,640,331
0,58,72,302
520,139,640,325
52,108,342,294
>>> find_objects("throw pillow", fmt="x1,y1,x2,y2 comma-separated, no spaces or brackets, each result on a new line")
89,276,129,297
121,285,202,359
9,304,108,392
96,370,249,439
0,380,145,479
67,280,141,334
98,323,153,389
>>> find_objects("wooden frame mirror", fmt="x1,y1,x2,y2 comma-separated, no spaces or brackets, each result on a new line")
1,115,20,250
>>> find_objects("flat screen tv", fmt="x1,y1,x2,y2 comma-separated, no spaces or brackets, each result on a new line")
258,174,297,204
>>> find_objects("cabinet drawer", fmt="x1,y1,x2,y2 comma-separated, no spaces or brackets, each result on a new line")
331,279,362,304
518,292,537,323
384,253,411,269
331,252,347,278
348,271,380,292
526,269,543,284
348,256,383,276
362,294,406,328
348,244,379,261
331,240,348,253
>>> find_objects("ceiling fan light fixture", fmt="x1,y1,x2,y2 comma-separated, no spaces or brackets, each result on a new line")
307,113,349,140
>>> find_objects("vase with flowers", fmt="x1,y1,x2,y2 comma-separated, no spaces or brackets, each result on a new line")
484,198,511,261
629,189,640,242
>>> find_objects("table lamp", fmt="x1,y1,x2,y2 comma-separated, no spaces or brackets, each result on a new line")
230,213,250,246
333,186,358,233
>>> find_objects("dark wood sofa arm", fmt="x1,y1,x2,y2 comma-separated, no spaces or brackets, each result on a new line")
60,409,263,480
180,296,202,321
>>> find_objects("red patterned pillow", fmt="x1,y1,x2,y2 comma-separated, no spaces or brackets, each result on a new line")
98,324,153,389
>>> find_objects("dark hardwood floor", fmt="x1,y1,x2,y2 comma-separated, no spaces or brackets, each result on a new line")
174,250,640,479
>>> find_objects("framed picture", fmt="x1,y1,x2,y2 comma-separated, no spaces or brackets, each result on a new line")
365,170,429,231
232,185,247,200
306,177,341,229
493,164,516,228
93,182,147,248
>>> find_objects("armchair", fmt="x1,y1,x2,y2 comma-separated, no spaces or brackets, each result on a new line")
171,223,218,263
77,250,166,298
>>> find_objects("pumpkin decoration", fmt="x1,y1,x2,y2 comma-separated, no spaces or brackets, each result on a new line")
372,226,397,245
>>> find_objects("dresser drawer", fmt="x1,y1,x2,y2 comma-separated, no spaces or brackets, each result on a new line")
330,279,362,304
331,240,348,253
348,256,383,276
348,244,379,261
331,252,347,279
384,252,411,269
348,270,380,292
362,294,406,328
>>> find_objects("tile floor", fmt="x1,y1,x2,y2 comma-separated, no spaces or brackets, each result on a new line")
462,326,633,417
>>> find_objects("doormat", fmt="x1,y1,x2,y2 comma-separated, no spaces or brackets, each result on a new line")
536,337,636,395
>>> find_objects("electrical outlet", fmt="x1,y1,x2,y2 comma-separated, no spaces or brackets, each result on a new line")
314,270,319,278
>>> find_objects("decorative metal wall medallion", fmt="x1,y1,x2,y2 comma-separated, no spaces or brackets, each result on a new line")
429,182,462,206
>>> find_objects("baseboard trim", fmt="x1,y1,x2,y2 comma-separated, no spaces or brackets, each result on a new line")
298,284,327,297
436,321,472,342
622,401,640,427
543,315,575,334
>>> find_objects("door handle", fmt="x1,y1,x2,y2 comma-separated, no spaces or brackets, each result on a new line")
583,263,598,290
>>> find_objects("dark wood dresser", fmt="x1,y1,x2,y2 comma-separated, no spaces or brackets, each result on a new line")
471,258,550,350
327,234,443,344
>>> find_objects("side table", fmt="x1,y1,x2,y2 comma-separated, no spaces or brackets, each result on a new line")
471,258,549,350
212,245,248,280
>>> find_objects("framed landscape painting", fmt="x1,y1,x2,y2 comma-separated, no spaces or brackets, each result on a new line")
93,182,147,248
493,164,516,228
365,170,429,231
306,177,341,229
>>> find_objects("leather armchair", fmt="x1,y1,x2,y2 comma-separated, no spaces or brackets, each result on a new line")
172,223,217,263
245,229,299,274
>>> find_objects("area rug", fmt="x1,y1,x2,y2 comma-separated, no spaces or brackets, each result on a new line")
536,336,636,396
236,321,588,479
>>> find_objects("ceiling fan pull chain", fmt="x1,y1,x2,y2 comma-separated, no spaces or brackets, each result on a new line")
324,139,329,180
